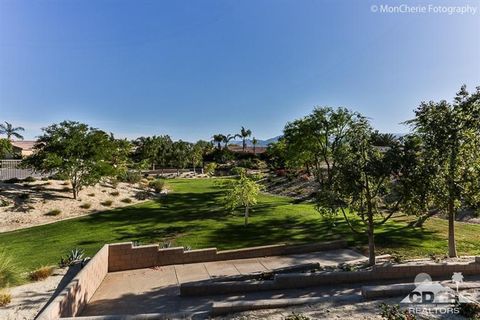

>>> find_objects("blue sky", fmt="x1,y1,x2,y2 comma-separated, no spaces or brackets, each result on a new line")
1,0,479,141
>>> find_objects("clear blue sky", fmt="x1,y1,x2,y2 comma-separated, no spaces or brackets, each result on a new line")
1,0,479,141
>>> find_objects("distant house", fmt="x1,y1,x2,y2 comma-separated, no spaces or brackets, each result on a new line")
228,144,267,154
6,140,37,159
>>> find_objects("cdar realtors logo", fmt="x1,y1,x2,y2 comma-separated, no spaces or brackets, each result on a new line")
401,272,477,314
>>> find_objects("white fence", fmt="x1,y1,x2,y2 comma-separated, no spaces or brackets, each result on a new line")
0,160,46,181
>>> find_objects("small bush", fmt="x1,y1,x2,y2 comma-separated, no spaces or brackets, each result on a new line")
457,301,480,319
119,171,142,184
231,167,247,176
45,209,62,216
61,181,70,186
59,248,85,268
0,291,11,306
148,179,165,193
110,178,119,189
0,198,9,207
24,176,36,182
4,178,20,184
80,202,92,209
61,186,70,192
379,303,416,320
0,250,21,288
28,266,54,281
87,193,95,197
101,200,113,206
275,169,287,177
204,162,217,176
110,191,120,197
18,193,30,200
284,312,311,320
121,198,132,204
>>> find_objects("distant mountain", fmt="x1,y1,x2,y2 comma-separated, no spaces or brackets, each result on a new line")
230,135,282,147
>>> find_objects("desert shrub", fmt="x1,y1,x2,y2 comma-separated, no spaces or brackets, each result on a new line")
23,176,36,182
284,312,311,320
0,251,21,288
80,202,92,209
40,177,49,181
148,179,165,193
18,193,30,200
110,191,120,197
61,186,70,192
49,173,68,180
204,162,217,176
45,209,62,216
231,167,247,176
0,198,9,207
87,192,95,197
109,178,119,189
101,199,113,206
59,248,85,267
0,291,11,306
121,198,132,204
248,172,265,181
4,178,20,184
119,171,142,184
457,302,480,319
275,169,287,177
61,181,70,186
28,266,54,281
379,303,416,320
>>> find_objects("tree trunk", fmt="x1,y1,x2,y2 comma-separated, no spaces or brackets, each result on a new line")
243,140,246,152
367,222,376,266
244,205,249,226
448,199,457,257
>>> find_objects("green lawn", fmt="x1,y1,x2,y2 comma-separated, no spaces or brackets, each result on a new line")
1,178,479,274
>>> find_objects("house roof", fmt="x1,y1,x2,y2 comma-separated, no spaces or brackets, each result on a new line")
10,140,36,151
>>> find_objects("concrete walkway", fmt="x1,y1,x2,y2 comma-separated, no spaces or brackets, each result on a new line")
82,249,364,316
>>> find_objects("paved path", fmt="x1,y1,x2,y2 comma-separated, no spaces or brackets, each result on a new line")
82,249,365,316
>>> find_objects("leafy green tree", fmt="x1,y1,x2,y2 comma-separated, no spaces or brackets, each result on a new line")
24,121,120,199
212,134,225,150
283,107,357,186
224,172,262,226
252,137,258,154
192,140,213,174
265,139,287,169
0,139,12,158
371,131,398,147
133,135,173,171
317,117,400,266
0,122,25,140
406,85,480,257
239,126,252,152
171,140,191,175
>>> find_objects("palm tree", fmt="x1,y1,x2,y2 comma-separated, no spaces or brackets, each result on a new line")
0,122,25,140
212,134,225,150
222,134,238,149
252,137,258,154
239,126,252,152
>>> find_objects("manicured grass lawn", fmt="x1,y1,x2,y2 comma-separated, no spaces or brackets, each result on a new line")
1,178,479,275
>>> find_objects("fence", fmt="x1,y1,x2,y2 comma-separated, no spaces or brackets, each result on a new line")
0,159,46,181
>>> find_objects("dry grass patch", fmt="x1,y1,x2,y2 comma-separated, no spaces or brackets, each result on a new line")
45,209,62,216
28,266,54,281
80,202,92,209
121,198,132,204
101,200,113,207
0,290,12,306
110,191,120,197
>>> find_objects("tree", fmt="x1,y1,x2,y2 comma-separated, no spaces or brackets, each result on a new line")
133,135,172,171
239,126,252,152
192,140,213,174
224,172,262,226
0,139,12,158
222,134,238,150
212,134,225,150
283,107,357,186
371,131,398,147
171,140,191,176
406,85,480,257
0,122,25,140
317,117,401,266
24,121,121,199
252,137,258,154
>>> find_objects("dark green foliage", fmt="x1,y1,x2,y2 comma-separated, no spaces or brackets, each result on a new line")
379,303,416,320
148,179,165,193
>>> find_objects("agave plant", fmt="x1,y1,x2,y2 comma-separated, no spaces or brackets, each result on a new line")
59,248,85,268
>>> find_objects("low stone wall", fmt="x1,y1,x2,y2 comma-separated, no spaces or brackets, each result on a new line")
36,245,109,320
108,240,347,272
180,260,480,296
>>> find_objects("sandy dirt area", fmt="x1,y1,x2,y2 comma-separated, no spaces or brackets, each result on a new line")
0,266,79,320
0,179,160,232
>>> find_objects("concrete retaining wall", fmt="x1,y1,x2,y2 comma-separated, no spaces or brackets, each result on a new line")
180,260,480,296
36,245,109,320
108,240,347,272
